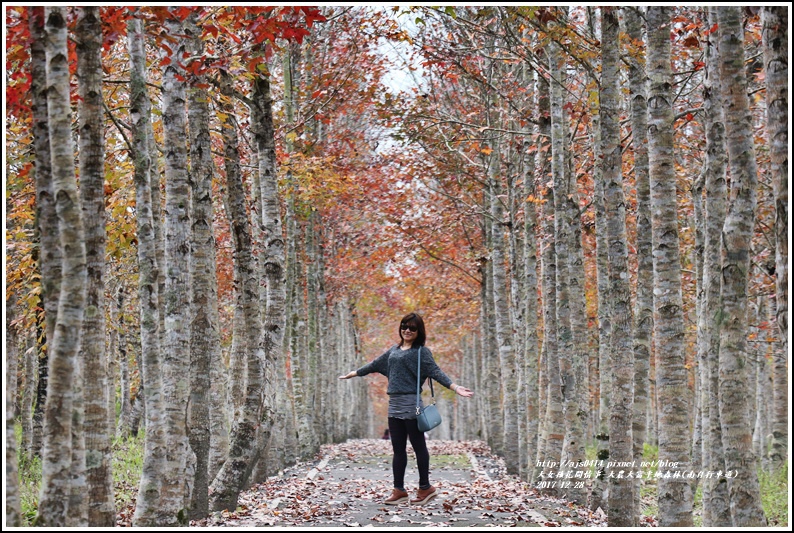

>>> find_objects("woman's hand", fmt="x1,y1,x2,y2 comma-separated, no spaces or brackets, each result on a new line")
338,371,356,380
452,384,474,397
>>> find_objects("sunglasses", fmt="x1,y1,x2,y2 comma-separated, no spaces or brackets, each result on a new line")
400,324,418,332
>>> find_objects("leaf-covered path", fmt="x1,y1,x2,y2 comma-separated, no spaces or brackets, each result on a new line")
196,439,608,527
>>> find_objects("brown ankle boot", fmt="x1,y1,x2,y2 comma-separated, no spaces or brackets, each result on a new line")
384,488,409,505
410,485,438,505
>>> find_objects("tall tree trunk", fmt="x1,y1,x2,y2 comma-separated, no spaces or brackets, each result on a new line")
6,303,21,526
548,39,586,504
539,175,563,480
129,389,144,438
567,167,590,446
209,75,267,511
468,339,482,439
536,65,563,478
589,56,610,513
284,211,310,463
623,6,653,519
508,148,524,352
648,357,658,448
75,7,114,525
106,286,117,437
22,331,37,454
208,343,230,481
284,42,318,462
243,78,280,482
150,109,166,358
129,336,145,438
600,7,635,525
69,11,99,508
520,68,540,482
28,6,59,460
116,288,134,439
227,285,247,418
128,12,166,527
68,333,87,525
285,209,302,456
301,34,327,445
478,274,492,446
697,9,731,526
209,268,230,480
508,149,526,460
488,144,519,475
31,329,48,457
309,215,330,443
36,6,88,526
306,214,325,443
480,207,502,456
716,7,766,526
751,296,770,461
158,15,194,523
254,62,287,480
562,108,591,446
341,301,370,438
646,6,693,526
761,5,788,470
185,13,220,521
691,153,704,496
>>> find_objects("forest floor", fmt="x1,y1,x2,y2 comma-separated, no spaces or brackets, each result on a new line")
194,439,610,528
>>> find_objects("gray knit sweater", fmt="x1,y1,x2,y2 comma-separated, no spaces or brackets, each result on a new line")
356,344,454,394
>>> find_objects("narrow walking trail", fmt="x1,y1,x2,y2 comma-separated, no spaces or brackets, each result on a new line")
197,439,608,527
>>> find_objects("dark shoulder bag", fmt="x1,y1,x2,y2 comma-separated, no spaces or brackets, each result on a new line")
415,346,442,432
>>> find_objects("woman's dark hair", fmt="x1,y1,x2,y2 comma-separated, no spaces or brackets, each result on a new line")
399,312,426,347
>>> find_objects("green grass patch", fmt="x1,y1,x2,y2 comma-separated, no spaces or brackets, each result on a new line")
15,422,41,525
13,422,146,525
639,480,658,518
111,431,145,513
760,462,788,527
357,453,393,465
631,444,787,527
641,442,659,475
432,454,471,468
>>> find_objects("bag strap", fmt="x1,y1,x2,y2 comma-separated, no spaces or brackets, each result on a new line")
416,346,435,415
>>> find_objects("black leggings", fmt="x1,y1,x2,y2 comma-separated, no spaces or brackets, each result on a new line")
388,417,430,491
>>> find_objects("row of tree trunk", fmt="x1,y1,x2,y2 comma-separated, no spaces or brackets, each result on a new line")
4,6,787,530
442,6,785,527
6,7,372,527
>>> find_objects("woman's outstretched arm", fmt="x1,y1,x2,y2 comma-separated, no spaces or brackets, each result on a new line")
449,383,474,397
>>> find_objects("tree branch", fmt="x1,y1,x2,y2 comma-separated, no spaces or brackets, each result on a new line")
103,100,134,153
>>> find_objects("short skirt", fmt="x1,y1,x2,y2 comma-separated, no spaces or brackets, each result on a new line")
388,393,423,419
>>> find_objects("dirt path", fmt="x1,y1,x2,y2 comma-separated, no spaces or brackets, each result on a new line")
198,439,607,527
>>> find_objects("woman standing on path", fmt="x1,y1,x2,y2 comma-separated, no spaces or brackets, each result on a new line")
339,312,474,506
